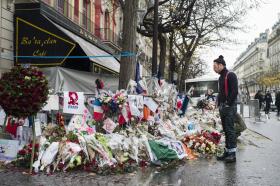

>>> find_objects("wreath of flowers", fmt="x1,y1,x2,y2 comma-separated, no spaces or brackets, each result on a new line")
0,66,49,118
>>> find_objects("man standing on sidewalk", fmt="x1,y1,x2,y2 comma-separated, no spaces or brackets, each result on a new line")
264,91,273,118
213,55,238,163
275,90,280,117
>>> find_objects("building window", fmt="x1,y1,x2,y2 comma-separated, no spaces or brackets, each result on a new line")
57,0,64,13
82,0,88,29
74,0,79,23
95,0,102,38
57,0,69,17
104,10,110,40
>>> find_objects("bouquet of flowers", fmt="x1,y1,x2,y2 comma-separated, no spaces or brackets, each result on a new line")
100,94,113,112
201,130,221,145
114,93,126,106
15,142,39,168
183,134,218,155
0,66,49,118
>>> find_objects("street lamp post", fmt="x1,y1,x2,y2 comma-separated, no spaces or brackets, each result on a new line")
152,0,159,77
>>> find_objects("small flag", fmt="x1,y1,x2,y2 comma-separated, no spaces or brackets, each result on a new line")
93,99,104,121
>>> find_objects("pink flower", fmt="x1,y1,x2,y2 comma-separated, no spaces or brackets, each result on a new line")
86,127,95,135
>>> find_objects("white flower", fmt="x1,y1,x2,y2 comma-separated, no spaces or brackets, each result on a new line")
24,76,31,80
201,143,206,149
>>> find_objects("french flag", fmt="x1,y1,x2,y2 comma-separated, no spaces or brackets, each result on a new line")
118,103,132,126
93,99,104,121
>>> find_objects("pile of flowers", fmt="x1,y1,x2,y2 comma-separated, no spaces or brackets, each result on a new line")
99,92,127,117
0,66,49,118
182,134,219,155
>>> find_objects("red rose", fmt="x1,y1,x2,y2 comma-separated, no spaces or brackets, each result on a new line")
18,149,26,156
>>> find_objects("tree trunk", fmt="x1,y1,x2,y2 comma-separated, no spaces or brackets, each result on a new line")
158,33,166,79
179,55,192,92
179,63,188,92
118,0,138,89
168,32,174,82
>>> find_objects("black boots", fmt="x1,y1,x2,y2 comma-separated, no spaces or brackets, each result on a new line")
225,152,236,163
217,150,228,161
217,151,236,163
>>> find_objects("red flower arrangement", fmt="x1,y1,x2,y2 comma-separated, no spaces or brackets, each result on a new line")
15,142,39,168
0,66,49,118
202,130,221,145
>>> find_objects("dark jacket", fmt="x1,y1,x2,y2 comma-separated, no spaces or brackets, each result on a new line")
254,92,263,103
264,93,273,104
218,68,238,106
275,92,280,106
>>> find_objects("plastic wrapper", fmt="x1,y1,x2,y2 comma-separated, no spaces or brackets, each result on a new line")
146,77,161,96
139,134,157,162
78,135,89,161
158,121,176,139
127,79,137,94
85,134,115,167
40,142,59,171
33,136,49,173
53,141,82,171
128,136,139,163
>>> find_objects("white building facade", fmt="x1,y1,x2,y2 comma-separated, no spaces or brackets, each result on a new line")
233,31,269,96
0,0,15,77
267,13,280,89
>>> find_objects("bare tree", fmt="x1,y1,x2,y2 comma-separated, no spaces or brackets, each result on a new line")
137,0,196,79
174,0,262,92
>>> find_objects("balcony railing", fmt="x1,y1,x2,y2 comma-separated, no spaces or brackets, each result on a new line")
99,28,122,48
41,0,121,48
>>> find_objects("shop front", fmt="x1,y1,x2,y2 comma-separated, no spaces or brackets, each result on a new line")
14,3,120,75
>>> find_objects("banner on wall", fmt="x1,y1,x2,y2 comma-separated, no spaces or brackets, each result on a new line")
42,95,59,111
0,139,19,161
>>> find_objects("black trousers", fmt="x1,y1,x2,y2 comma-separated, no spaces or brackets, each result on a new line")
265,103,271,114
219,105,237,149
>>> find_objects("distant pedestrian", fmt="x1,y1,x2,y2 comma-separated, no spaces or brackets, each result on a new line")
264,91,273,116
213,55,238,163
254,90,263,110
275,91,280,117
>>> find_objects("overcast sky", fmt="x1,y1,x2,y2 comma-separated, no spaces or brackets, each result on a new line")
201,0,280,75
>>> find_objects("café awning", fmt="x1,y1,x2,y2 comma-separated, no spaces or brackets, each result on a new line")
48,19,120,74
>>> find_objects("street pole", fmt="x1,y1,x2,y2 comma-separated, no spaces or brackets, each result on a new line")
152,0,159,77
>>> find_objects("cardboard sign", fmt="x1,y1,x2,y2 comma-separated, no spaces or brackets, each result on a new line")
36,113,47,125
143,97,158,113
128,95,144,109
103,118,117,134
34,119,42,137
68,115,83,132
170,141,186,159
42,95,59,111
129,103,141,117
0,139,19,161
81,108,92,127
63,92,85,114
0,109,6,126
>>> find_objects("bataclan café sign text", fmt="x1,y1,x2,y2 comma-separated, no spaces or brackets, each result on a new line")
15,17,76,66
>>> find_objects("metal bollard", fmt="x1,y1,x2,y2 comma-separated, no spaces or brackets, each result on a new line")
249,99,260,121
240,102,244,118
